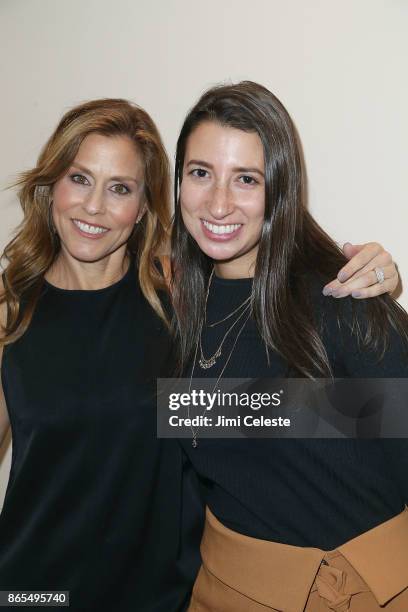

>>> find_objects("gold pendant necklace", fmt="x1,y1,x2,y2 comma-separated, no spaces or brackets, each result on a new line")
198,269,252,369
189,267,252,447
189,311,251,447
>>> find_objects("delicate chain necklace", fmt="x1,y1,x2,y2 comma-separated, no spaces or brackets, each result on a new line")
207,296,251,327
188,268,252,447
199,269,252,369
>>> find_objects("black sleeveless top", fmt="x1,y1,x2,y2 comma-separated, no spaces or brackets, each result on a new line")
0,263,203,611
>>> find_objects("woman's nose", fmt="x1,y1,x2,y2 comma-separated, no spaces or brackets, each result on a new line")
82,186,106,215
207,183,234,219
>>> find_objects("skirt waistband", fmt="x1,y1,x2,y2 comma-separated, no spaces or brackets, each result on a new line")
200,507,408,612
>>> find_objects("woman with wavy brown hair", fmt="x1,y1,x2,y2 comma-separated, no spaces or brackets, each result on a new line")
171,82,408,611
0,98,202,612
0,94,400,612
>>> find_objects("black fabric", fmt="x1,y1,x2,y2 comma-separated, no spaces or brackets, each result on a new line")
0,263,203,611
180,274,408,550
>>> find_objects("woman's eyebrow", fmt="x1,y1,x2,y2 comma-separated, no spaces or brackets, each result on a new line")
186,159,264,177
70,163,138,182
110,175,139,183
233,166,264,177
69,162,94,176
186,159,213,169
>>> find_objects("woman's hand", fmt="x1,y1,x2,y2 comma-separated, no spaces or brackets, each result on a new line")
323,242,398,299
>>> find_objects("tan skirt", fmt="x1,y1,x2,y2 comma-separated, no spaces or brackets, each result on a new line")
188,507,408,612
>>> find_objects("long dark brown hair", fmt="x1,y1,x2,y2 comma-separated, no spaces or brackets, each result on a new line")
171,81,408,377
1,98,171,346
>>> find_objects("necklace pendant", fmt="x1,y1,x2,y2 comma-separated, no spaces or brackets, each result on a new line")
192,438,198,448
199,348,222,369
199,357,214,369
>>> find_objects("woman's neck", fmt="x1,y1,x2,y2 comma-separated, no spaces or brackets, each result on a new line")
45,248,129,290
214,259,255,280
213,244,258,279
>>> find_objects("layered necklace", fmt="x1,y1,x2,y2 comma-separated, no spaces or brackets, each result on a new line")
188,268,252,447
198,269,252,370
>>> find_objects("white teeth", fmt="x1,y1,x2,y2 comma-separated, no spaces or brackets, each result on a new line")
73,220,108,235
202,220,241,235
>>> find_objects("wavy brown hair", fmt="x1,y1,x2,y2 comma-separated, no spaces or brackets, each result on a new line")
1,98,171,346
171,81,408,377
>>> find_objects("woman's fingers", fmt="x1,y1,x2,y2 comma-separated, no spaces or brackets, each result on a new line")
322,242,398,298
323,265,396,298
337,242,391,283
350,277,397,299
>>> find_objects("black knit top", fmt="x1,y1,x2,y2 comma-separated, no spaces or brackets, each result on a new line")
180,274,408,550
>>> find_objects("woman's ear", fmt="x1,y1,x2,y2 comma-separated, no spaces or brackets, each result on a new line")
135,203,147,224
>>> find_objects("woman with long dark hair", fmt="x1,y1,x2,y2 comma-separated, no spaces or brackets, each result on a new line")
171,82,408,611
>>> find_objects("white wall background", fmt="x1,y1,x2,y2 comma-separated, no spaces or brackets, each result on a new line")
0,0,407,503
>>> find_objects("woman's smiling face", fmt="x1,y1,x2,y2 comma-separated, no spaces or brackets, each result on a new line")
52,133,145,265
180,121,265,278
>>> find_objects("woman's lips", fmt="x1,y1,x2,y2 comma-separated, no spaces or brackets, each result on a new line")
201,219,242,241
71,218,110,239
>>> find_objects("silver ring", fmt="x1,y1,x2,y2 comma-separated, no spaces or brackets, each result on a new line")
374,266,385,284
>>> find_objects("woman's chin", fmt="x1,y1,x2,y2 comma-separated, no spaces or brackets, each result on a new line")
200,244,238,262
192,235,235,260
60,244,111,264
